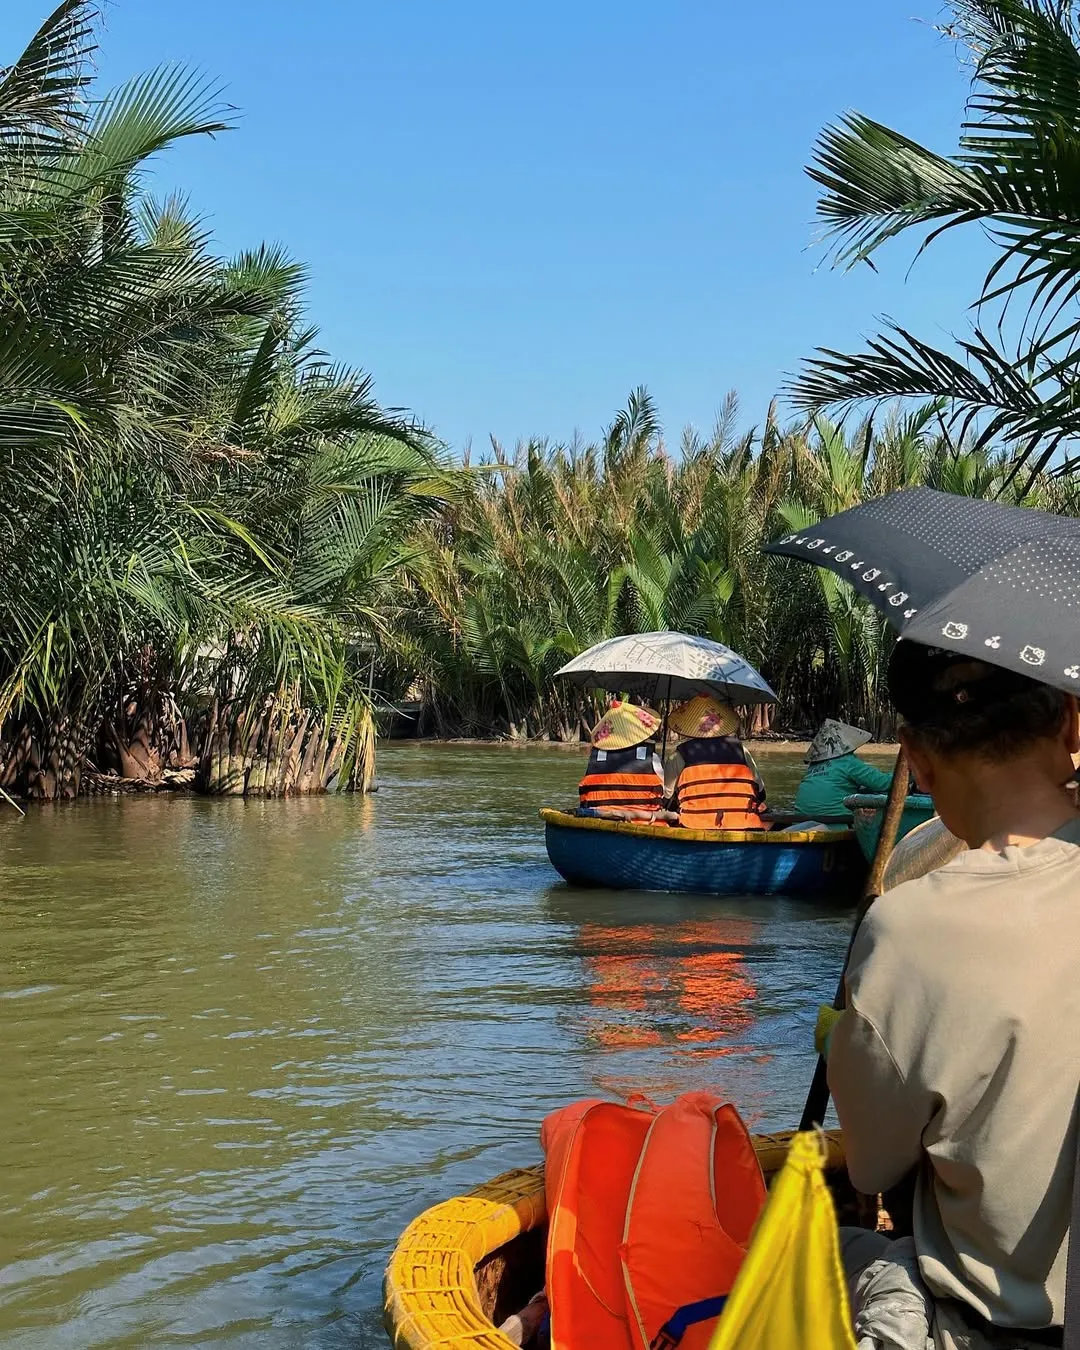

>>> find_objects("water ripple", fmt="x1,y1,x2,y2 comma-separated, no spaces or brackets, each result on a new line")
0,744,850,1346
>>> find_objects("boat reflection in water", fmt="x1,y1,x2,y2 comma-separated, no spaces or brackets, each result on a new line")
582,919,757,1051
566,914,765,1111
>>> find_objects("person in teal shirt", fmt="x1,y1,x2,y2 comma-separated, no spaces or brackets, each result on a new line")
793,719,893,820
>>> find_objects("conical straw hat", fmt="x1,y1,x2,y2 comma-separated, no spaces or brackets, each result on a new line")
668,695,740,740
589,701,661,751
805,719,872,764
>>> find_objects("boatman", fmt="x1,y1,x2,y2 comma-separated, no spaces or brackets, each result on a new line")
819,640,1080,1350
793,719,894,821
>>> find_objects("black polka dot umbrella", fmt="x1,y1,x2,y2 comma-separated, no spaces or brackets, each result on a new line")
764,486,1080,694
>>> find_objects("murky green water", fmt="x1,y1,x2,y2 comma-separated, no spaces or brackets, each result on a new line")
0,744,855,1347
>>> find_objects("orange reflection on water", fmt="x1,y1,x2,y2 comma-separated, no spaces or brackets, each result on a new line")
579,918,758,1061
594,1026,666,1048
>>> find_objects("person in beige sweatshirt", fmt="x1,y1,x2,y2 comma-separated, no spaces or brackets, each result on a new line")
827,639,1080,1350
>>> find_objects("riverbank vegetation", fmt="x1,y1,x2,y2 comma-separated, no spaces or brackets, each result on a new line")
379,0,1080,741
377,392,1078,741
5,0,1080,797
0,1,448,798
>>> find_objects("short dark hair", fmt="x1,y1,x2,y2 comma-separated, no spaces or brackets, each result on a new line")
887,640,1071,761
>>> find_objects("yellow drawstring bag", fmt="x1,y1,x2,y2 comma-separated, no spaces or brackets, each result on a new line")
708,1131,858,1350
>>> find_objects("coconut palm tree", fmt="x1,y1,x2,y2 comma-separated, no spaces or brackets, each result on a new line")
792,0,1080,484
0,1,437,797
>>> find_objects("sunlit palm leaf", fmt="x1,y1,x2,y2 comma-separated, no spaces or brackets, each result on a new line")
0,0,94,166
799,0,1080,479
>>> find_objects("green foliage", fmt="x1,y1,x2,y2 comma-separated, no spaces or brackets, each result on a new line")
7,0,1079,787
794,0,1080,483
0,2,441,796
380,391,1073,740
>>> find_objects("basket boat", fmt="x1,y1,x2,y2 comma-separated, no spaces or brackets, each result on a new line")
383,1130,853,1349
541,808,864,899
843,793,936,864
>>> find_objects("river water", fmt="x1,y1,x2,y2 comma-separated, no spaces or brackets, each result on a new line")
0,744,856,1348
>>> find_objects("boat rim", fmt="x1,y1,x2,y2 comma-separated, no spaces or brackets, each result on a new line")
540,807,855,845
843,792,934,810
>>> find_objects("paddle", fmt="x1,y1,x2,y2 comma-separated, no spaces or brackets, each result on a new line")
798,747,910,1132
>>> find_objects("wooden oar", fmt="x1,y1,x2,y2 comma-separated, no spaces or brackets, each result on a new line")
798,747,910,1132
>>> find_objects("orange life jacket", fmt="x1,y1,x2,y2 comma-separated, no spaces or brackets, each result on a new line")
674,738,766,831
541,1091,766,1350
578,739,663,813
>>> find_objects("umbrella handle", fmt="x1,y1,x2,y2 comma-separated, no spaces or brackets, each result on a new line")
659,675,672,770
798,747,911,1132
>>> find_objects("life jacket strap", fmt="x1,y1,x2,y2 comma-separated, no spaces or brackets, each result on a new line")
649,1294,728,1349
678,785,761,805
579,770,663,811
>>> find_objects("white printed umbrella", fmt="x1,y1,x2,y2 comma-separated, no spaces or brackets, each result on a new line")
555,631,777,705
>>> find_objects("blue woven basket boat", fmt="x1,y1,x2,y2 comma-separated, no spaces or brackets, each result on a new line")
843,793,936,864
540,809,864,899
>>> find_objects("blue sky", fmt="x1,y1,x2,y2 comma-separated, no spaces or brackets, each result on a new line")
4,1,991,453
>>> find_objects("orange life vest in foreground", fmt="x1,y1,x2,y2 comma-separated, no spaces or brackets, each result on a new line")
541,1091,766,1350
578,740,663,813
673,737,766,831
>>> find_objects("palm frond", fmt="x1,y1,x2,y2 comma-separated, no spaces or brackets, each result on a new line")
801,0,1080,481
0,0,95,159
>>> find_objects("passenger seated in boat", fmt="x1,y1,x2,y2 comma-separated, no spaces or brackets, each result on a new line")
822,640,1080,1350
667,695,766,830
577,700,668,821
793,718,893,820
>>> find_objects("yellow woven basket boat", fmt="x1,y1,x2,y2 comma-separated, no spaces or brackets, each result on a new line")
383,1131,848,1349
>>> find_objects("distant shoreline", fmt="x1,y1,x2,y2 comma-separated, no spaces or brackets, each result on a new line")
382,736,902,756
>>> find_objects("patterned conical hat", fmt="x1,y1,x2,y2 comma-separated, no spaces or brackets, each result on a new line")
589,701,661,751
668,695,740,740
805,719,872,764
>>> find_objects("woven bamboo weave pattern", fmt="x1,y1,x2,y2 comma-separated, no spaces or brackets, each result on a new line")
384,1166,546,1349
383,1134,846,1348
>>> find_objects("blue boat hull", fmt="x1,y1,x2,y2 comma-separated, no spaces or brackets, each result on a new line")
844,793,936,863
541,810,864,899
